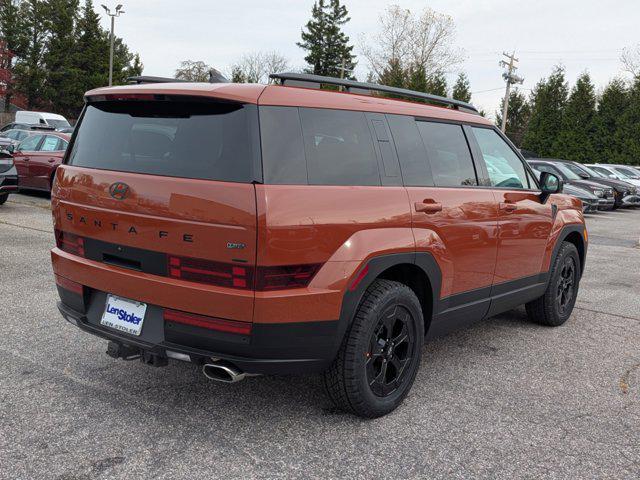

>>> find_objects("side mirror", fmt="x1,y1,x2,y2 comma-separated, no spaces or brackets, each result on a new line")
578,172,589,179
6,144,15,154
539,171,563,203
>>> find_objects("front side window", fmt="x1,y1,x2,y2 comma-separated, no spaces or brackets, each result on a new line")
299,108,380,186
416,122,477,187
18,134,43,151
472,127,528,189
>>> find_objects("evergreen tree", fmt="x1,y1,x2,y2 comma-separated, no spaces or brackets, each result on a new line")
594,78,628,163
74,0,108,98
451,72,471,103
551,72,597,162
231,66,246,83
424,71,447,97
0,0,27,111
496,89,531,148
297,0,356,78
43,0,81,118
406,64,426,93
13,0,48,108
522,66,568,157
614,78,640,165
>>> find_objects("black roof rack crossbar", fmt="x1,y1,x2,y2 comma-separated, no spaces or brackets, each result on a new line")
269,72,478,114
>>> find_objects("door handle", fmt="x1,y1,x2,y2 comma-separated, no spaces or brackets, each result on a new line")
48,158,56,163
414,201,442,214
500,202,517,212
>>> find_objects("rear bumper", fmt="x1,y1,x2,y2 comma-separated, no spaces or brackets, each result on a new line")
56,288,339,375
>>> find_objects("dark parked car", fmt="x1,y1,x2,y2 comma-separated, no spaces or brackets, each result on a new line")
532,168,599,213
0,150,18,205
10,132,70,192
550,159,640,208
527,159,615,210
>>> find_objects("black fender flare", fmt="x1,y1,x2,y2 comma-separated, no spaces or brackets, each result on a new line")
331,252,442,355
550,224,588,278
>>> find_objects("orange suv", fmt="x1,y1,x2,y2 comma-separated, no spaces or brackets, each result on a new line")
51,73,587,417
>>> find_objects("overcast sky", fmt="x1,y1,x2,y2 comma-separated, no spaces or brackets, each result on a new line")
101,0,639,119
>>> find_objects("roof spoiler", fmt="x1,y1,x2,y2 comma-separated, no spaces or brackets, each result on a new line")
269,72,479,114
127,69,229,85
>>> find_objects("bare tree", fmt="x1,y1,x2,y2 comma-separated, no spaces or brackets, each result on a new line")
621,44,640,79
175,60,212,82
231,51,290,84
361,5,463,82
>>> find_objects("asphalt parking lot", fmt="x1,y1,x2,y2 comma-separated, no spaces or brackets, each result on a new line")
1,193,639,479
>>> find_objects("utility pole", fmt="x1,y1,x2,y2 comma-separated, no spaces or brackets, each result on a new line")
499,51,524,133
101,4,125,86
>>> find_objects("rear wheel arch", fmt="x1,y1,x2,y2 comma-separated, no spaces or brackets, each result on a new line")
335,253,441,347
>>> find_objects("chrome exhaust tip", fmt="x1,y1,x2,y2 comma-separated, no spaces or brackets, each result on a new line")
202,360,246,383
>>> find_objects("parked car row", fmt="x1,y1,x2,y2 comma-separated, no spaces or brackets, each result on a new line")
525,158,640,212
0,130,70,204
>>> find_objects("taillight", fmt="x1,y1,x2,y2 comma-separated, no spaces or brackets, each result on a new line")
55,229,85,257
255,264,321,291
164,309,251,335
167,255,253,290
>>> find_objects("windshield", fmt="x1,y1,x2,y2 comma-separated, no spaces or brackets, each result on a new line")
612,166,640,179
553,162,581,180
563,162,590,178
580,165,604,178
68,100,259,182
46,119,71,129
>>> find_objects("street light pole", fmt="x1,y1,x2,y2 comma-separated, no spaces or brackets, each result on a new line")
101,4,124,86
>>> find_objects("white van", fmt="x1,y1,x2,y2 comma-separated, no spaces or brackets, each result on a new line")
14,111,71,130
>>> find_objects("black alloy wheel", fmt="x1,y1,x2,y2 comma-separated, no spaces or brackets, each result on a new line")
366,304,416,397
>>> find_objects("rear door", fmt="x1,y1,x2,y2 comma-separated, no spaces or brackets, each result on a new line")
13,134,44,188
55,98,261,322
468,127,553,290
389,115,499,328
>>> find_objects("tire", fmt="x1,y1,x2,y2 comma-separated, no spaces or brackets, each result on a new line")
323,279,424,418
0,194,7,205
526,241,580,327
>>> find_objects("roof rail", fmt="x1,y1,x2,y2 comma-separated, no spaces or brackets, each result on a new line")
128,69,229,85
269,72,479,114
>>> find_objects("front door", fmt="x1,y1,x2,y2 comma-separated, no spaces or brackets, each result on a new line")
387,116,499,332
13,134,44,188
468,127,553,311
29,135,64,190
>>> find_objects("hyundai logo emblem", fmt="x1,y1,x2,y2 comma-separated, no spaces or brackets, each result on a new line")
109,182,130,200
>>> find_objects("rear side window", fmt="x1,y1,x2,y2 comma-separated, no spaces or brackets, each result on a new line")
416,122,477,187
472,127,529,189
260,107,307,184
300,108,380,186
40,136,61,152
387,114,433,187
68,100,259,182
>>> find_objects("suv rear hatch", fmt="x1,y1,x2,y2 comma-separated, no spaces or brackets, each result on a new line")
53,94,261,324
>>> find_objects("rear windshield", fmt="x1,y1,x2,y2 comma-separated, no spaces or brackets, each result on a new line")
46,119,71,129
68,100,259,182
